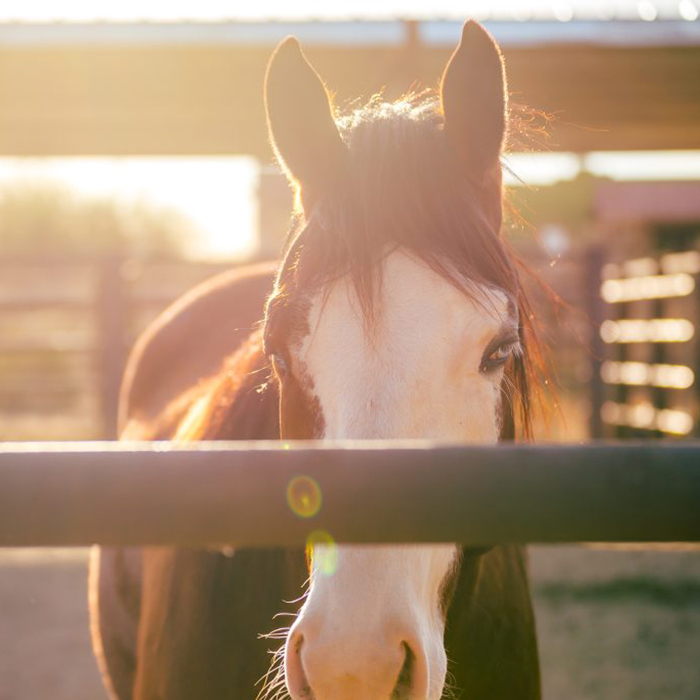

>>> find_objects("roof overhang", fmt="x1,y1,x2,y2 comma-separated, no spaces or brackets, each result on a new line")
0,20,698,156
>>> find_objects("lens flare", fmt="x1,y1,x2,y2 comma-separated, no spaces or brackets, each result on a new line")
306,530,339,577
287,475,322,518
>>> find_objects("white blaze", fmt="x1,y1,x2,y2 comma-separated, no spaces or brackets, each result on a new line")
285,250,512,700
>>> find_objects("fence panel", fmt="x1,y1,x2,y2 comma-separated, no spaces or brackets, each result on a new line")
0,256,235,439
598,250,699,438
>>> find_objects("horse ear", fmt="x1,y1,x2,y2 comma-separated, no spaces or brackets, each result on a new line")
265,37,347,198
440,21,507,182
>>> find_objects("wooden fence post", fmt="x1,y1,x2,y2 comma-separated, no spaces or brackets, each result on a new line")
95,255,128,439
585,246,605,439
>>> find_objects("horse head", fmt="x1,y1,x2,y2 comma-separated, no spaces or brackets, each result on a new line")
262,20,537,700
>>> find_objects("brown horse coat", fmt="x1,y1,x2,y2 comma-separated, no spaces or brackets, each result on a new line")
89,263,540,700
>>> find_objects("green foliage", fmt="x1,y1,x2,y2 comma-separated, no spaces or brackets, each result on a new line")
0,181,193,257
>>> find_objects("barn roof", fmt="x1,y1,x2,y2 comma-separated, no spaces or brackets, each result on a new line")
0,14,698,156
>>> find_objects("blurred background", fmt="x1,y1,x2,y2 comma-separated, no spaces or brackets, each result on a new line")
1,2,699,699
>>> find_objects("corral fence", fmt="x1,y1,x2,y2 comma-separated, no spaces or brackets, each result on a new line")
1,441,699,548
596,249,700,439
1,247,699,443
0,255,236,438
0,248,602,441
1,252,699,550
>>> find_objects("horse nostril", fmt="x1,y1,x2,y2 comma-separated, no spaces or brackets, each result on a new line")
288,627,427,700
392,642,414,698
285,632,313,700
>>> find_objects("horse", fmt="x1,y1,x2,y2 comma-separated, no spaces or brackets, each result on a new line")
89,20,544,700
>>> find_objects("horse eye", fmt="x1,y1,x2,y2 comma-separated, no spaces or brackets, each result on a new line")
482,340,519,372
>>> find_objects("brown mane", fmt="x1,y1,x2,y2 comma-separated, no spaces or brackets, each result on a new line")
179,92,546,444
173,329,278,442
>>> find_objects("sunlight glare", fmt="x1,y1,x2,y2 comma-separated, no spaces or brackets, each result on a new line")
585,151,700,181
0,157,258,259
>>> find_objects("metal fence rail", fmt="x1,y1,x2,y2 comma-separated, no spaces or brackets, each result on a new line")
1,442,699,548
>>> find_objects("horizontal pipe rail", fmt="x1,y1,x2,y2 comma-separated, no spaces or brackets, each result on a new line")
1,441,699,548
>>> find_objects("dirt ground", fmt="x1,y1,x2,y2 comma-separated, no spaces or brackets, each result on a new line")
1,545,699,700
